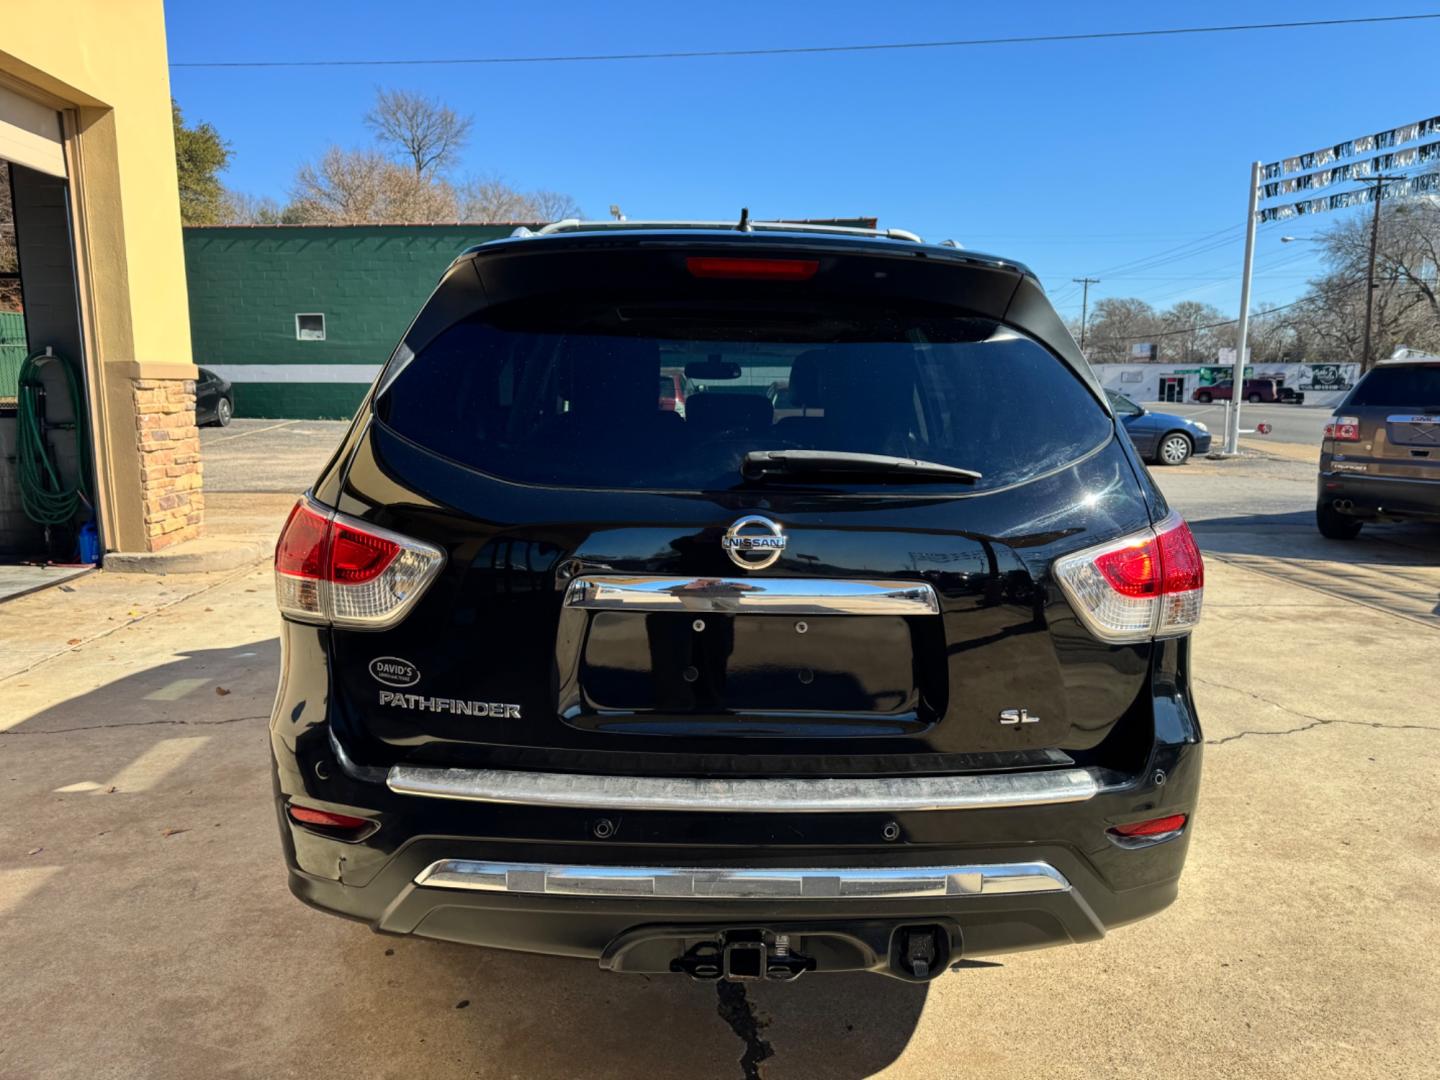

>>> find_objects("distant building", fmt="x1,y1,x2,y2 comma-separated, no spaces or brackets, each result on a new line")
1091,360,1360,406
183,218,882,419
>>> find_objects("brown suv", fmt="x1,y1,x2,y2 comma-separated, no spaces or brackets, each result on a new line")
1317,356,1440,538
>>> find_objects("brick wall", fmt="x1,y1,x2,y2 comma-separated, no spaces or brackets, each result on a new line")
133,378,202,549
183,225,524,419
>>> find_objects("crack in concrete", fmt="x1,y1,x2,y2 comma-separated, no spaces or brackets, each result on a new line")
0,714,268,736
1197,676,1439,745
715,982,774,1080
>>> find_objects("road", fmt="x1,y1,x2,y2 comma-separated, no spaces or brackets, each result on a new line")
2,427,1438,1080
1137,399,1331,446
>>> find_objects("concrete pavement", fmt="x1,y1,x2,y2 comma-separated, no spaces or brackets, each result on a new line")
2,476,1438,1079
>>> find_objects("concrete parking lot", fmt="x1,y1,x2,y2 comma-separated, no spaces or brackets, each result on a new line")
2,425,1437,1079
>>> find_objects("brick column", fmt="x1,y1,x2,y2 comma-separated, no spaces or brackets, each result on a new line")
132,377,204,550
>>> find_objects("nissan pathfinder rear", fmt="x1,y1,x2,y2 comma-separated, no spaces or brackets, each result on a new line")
269,219,1204,982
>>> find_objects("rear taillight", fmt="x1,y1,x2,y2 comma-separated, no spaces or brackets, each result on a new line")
274,498,444,629
1324,415,1361,442
1053,512,1204,642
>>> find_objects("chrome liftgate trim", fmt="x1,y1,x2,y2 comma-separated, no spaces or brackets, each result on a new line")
562,575,941,616
413,859,1072,900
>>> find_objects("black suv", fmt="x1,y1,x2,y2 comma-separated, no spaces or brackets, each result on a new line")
270,221,1204,982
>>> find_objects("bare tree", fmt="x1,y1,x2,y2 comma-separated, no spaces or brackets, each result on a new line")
0,167,19,311
365,89,473,180
1160,301,1227,364
288,147,459,224
220,189,287,225
1247,303,1299,364
527,189,585,222
457,177,537,223
1083,298,1162,364
1281,191,1440,362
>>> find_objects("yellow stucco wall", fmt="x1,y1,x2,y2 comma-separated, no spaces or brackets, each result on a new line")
1,0,199,551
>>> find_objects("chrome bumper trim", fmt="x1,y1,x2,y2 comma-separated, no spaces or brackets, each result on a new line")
413,858,1071,900
563,575,940,616
386,765,1101,813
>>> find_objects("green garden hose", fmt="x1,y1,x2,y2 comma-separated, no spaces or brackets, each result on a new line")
17,348,91,526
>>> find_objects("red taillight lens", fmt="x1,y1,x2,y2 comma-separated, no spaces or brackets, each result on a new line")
1094,536,1160,597
288,805,369,829
1053,512,1204,642
1157,518,1204,594
274,499,444,628
329,523,401,584
287,804,374,839
275,501,329,579
1324,416,1361,442
1109,813,1188,838
686,256,819,281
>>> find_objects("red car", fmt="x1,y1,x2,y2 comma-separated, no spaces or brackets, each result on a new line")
1192,378,1302,404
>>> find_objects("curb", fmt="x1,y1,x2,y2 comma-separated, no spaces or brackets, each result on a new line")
103,537,270,575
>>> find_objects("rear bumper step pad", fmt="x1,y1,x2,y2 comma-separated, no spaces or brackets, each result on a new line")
386,764,1103,812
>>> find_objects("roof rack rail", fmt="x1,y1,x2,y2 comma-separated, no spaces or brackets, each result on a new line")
528,218,924,244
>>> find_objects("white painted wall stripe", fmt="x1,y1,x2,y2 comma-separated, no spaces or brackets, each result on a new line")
204,364,383,384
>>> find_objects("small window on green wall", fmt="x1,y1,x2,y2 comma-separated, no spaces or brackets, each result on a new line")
295,313,326,341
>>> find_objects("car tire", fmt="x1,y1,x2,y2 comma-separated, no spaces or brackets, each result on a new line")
215,396,233,427
1155,432,1193,466
1247,392,1262,403
1316,500,1363,539
1195,391,1212,403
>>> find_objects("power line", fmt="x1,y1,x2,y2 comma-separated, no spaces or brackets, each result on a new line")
169,14,1440,68
1083,225,1245,278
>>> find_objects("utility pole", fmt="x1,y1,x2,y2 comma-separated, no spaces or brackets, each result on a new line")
1225,161,1261,456
1360,174,1404,373
1072,277,1099,352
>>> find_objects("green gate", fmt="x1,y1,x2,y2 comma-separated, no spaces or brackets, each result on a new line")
0,310,26,405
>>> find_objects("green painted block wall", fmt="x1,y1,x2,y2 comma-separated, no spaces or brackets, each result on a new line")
183,224,521,418
183,219,881,420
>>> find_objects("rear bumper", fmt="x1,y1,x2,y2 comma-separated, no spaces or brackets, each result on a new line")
272,720,1200,975
1318,471,1440,519
287,845,1149,977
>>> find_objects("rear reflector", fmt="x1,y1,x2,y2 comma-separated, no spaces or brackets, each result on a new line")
275,498,444,629
1109,814,1188,838
1053,511,1204,642
1323,415,1361,442
287,805,370,830
686,256,819,281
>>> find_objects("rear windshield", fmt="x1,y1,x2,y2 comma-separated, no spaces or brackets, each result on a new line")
376,299,1111,492
1344,365,1440,409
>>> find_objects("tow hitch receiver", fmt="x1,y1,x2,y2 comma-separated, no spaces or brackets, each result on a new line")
671,932,815,982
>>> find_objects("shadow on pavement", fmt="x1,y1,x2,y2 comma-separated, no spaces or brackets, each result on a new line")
322,933,931,1078
1193,511,1440,562
3,638,930,1079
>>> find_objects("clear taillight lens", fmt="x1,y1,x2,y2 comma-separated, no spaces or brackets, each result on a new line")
274,498,444,629
1323,415,1361,441
1053,512,1204,643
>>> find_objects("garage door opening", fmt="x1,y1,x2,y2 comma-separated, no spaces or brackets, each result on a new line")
0,156,98,601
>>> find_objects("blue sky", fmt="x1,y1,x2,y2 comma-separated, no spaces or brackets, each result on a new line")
165,2,1440,321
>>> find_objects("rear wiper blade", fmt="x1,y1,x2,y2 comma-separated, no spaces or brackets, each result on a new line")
741,449,982,484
